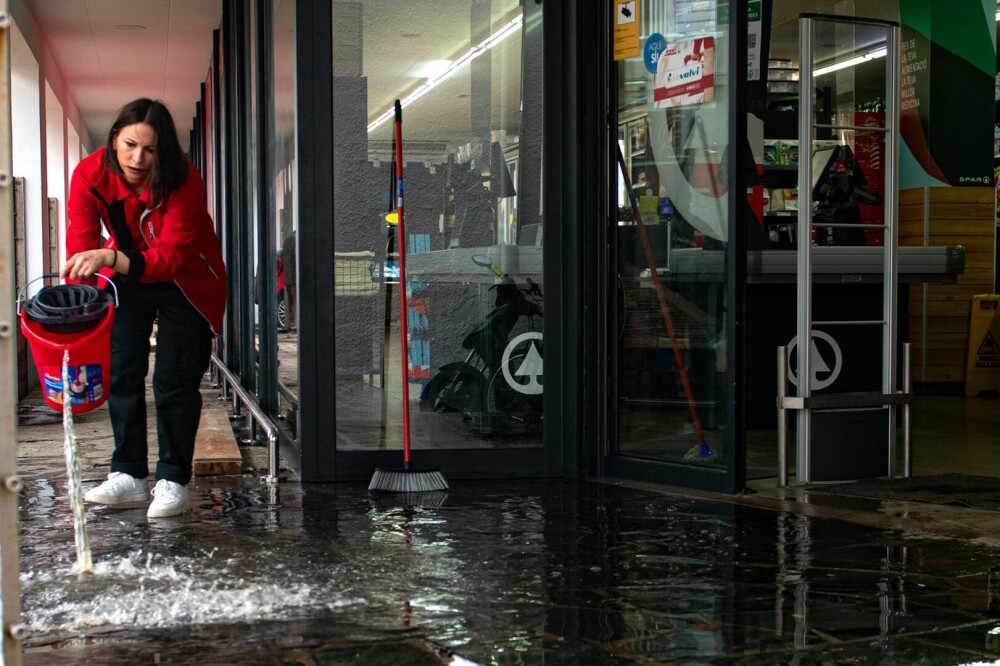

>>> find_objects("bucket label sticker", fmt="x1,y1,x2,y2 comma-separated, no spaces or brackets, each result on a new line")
42,364,105,405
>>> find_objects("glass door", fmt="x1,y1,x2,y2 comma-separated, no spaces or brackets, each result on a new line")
606,0,742,491
328,0,549,479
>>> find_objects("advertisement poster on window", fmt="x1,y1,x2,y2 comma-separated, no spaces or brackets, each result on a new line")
899,1,993,188
747,1,762,81
652,36,715,109
853,112,886,246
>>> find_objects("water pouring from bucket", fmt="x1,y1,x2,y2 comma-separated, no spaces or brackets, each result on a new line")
19,274,118,574
62,350,93,574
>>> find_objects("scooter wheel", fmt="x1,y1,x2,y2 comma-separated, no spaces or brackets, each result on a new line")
420,369,484,414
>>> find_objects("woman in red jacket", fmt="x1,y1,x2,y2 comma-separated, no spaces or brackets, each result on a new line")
61,98,227,518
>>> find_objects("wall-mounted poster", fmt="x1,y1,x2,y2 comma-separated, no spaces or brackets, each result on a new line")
652,36,715,109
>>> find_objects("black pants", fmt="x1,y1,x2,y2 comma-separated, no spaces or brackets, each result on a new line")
108,281,212,485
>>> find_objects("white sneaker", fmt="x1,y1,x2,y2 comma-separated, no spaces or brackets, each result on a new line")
147,480,189,518
84,472,149,505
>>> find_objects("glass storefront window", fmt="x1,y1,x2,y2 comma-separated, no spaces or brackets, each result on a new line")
334,1,544,452
272,0,298,432
614,0,729,465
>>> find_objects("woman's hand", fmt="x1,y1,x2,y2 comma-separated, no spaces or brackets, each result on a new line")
60,248,116,280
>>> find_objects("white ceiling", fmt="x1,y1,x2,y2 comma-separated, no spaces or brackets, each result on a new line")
15,0,522,156
13,0,902,158
769,0,899,62
16,0,222,153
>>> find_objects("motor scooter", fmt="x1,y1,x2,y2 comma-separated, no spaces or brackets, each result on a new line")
419,256,543,436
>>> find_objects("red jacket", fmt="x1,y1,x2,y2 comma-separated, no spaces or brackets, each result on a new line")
67,148,227,333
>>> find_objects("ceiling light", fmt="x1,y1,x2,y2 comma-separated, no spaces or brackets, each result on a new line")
367,13,523,133
813,46,887,77
411,60,452,79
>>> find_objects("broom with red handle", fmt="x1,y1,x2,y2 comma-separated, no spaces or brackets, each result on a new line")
369,100,449,493
616,143,716,462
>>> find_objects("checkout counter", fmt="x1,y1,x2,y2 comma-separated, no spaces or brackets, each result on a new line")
660,245,966,430
406,244,542,282
406,242,965,443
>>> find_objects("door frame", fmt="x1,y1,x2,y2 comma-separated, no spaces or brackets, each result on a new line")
296,0,577,481
588,0,750,493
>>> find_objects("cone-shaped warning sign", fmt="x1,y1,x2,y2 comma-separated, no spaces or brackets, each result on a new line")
966,295,1000,397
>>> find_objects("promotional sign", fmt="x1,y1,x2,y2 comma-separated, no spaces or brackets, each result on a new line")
747,1,763,81
899,0,994,188
853,112,886,246
652,36,715,109
643,33,667,74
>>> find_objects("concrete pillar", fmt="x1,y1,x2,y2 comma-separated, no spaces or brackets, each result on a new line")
11,61,46,294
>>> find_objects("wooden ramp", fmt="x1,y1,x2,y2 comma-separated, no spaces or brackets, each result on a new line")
193,407,242,476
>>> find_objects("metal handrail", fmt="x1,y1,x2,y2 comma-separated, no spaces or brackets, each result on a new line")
210,355,279,484
277,380,298,408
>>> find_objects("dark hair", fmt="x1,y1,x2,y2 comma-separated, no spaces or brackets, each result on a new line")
103,98,187,204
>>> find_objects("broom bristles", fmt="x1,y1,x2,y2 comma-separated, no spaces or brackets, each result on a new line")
369,468,449,493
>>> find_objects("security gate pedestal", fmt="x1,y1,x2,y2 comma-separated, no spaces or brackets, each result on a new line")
783,14,909,486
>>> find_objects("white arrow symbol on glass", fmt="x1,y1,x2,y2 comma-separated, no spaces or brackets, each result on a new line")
787,331,843,391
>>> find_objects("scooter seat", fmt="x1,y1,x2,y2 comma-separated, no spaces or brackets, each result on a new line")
462,303,513,350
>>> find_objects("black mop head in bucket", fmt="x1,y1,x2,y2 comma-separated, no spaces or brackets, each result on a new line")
25,284,111,334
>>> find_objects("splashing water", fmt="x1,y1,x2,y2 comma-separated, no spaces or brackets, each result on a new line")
62,350,93,574
21,549,365,634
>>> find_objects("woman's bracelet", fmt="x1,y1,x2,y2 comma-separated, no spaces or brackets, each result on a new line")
110,249,119,270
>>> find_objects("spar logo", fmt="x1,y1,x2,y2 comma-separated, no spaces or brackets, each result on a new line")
502,332,543,395
786,331,843,391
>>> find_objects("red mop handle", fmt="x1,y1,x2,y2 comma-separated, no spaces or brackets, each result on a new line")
616,145,706,444
394,101,413,467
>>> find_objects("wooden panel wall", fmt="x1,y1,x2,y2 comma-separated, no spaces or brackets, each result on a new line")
899,187,996,384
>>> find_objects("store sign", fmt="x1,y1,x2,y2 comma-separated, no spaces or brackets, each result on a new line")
747,1,762,81
503,332,544,395
786,331,843,391
652,36,715,108
613,0,641,61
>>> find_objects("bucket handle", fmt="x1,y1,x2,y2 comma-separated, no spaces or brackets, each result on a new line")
16,272,119,314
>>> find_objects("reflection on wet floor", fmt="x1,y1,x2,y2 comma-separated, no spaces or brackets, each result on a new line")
17,475,1000,664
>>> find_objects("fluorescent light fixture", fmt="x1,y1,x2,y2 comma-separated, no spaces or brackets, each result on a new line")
411,59,453,79
813,46,887,77
367,13,523,133
996,9,1000,21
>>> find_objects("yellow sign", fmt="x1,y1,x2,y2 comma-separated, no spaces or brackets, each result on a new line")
965,294,1000,397
613,0,640,61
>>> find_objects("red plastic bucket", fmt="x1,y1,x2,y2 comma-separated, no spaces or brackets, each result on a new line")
19,277,117,414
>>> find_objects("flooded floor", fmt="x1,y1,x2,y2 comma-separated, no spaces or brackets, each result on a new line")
11,372,1000,664
17,471,1000,665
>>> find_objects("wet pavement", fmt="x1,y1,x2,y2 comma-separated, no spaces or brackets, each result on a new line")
10,384,1000,664
14,466,1000,664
